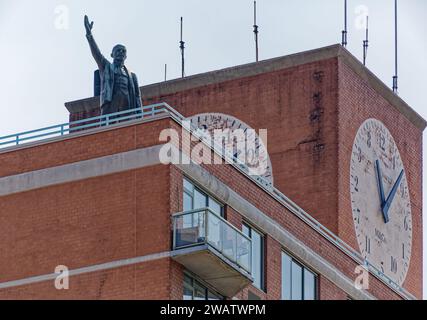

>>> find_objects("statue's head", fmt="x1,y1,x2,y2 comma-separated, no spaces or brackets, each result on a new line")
111,44,127,64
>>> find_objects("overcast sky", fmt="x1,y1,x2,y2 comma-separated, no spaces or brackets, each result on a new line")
0,0,426,298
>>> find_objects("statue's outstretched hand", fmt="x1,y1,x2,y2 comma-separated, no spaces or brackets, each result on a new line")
84,15,94,35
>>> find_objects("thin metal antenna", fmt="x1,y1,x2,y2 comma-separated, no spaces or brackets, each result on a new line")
164,64,167,82
180,17,185,78
392,0,398,93
363,16,369,66
341,0,348,47
253,1,259,62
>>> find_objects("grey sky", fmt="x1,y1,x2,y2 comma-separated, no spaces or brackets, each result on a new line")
0,0,426,298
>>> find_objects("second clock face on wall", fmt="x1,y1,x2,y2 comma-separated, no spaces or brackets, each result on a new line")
350,119,412,286
188,113,274,188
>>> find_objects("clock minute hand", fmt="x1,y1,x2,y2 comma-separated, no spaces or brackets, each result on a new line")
382,169,404,220
375,160,386,203
375,160,388,223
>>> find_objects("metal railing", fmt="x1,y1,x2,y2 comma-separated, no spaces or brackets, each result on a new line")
0,101,415,299
0,103,182,149
172,208,252,274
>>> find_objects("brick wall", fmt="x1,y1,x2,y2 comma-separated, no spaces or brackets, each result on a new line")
337,60,423,298
146,58,341,235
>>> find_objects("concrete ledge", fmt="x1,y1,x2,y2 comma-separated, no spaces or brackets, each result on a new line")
0,144,164,196
0,251,171,290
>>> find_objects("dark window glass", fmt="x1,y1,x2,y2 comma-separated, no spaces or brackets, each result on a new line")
194,189,207,209
281,252,292,300
182,178,223,217
281,251,317,300
183,179,194,193
207,291,221,300
208,198,222,216
183,192,193,212
183,274,223,300
304,269,316,300
291,261,303,300
242,223,264,291
194,281,206,300
183,275,193,300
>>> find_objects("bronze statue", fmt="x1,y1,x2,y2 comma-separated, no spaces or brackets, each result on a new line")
84,15,142,116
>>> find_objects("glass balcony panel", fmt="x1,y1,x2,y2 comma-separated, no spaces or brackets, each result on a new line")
174,210,206,248
237,233,251,273
173,209,251,274
221,221,237,262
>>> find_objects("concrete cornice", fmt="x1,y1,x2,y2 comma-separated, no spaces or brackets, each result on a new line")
65,44,426,130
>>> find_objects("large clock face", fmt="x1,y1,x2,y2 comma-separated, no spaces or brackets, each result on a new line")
350,119,412,286
187,113,273,188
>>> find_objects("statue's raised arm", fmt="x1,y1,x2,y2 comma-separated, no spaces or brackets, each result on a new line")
84,15,106,71
82,15,143,116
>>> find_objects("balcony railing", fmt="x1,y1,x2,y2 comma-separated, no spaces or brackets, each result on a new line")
172,208,252,274
0,103,182,149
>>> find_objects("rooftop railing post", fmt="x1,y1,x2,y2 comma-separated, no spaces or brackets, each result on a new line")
15,135,19,146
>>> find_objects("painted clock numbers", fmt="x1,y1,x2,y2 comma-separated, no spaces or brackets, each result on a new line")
188,113,274,187
350,119,412,286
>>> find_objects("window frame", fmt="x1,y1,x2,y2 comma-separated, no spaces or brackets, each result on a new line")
281,250,318,300
183,177,224,217
242,222,265,292
183,271,224,301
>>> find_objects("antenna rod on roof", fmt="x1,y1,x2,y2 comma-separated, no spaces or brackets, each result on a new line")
392,0,398,93
253,1,259,62
363,16,369,66
164,64,167,82
180,17,185,78
341,0,348,47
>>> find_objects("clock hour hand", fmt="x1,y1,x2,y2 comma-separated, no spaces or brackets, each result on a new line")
375,160,388,223
382,169,404,221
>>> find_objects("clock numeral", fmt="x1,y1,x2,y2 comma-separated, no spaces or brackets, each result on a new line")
404,216,409,231
400,182,405,197
391,256,398,274
367,131,372,148
365,236,371,254
357,147,362,163
353,176,359,192
392,156,396,170
379,134,386,151
402,244,405,260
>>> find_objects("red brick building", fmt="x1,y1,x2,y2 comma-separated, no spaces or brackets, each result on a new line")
0,45,424,300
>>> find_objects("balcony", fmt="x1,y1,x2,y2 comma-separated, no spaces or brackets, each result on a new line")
171,208,253,297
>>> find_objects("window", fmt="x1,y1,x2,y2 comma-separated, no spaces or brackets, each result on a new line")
183,178,223,217
281,251,317,300
183,274,223,300
242,223,265,291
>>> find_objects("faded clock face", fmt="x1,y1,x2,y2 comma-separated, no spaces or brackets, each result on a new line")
350,119,412,286
188,113,273,188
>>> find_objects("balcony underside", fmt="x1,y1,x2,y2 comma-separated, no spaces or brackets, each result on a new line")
172,245,253,298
